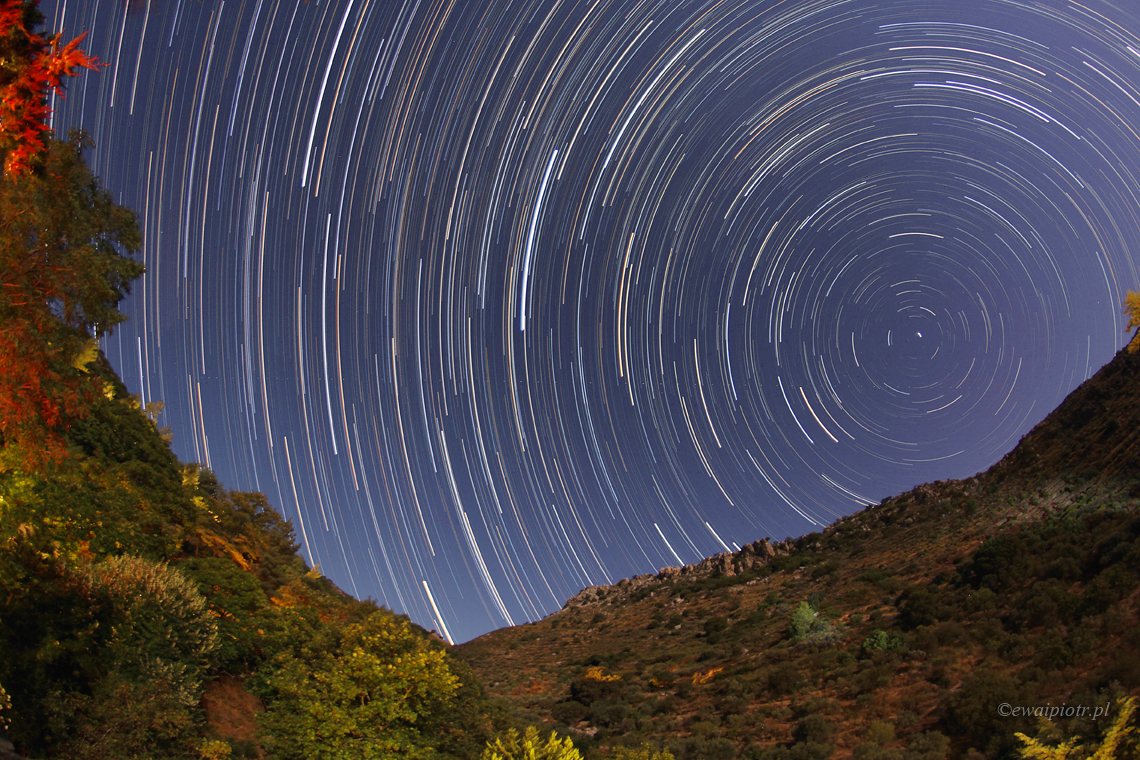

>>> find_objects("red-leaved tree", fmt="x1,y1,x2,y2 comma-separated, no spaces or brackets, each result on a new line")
0,0,101,175
0,2,141,470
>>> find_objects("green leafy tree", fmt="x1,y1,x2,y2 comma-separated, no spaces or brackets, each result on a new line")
258,611,459,759
788,600,840,645
79,555,219,680
0,131,142,469
48,556,219,757
1,555,217,756
481,725,583,760
50,665,203,760
0,3,139,471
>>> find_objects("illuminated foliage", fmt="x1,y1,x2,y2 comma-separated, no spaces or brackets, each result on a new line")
608,745,676,760
0,0,100,175
1015,695,1137,759
1125,290,1140,352
0,131,142,468
257,611,460,758
481,726,583,760
0,2,138,470
584,665,623,683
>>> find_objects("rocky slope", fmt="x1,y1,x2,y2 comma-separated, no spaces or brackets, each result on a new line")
459,346,1140,759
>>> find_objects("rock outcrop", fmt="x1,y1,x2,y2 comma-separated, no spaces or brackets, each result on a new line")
562,538,791,610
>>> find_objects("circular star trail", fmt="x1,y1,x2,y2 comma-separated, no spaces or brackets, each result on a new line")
49,0,1140,642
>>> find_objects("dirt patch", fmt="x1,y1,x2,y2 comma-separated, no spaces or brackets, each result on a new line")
201,676,263,754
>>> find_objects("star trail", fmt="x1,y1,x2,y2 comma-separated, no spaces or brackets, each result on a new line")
47,0,1140,642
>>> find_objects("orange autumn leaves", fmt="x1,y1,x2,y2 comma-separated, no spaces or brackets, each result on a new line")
0,0,100,175
0,3,141,472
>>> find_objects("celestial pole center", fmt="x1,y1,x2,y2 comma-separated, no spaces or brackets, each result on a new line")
50,0,1140,642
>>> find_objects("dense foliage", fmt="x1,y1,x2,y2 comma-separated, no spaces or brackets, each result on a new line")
0,4,498,756
481,726,584,760
0,0,100,174
0,352,499,756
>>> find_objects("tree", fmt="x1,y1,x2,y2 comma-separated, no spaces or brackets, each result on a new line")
0,554,218,756
1,1,139,470
257,611,459,759
481,726,583,760
1,0,101,175
788,600,840,645
1125,290,1140,352
1015,695,1137,759
0,2,141,469
0,133,143,469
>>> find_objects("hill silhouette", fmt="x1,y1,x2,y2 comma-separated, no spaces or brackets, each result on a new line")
458,344,1140,758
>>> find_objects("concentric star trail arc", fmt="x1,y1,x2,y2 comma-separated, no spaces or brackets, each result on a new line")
48,0,1140,642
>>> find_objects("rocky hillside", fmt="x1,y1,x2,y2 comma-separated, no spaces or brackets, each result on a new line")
458,346,1140,759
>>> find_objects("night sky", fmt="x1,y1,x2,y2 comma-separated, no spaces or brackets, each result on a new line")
46,0,1140,643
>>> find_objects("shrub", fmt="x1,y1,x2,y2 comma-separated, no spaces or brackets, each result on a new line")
943,670,1030,757
793,713,835,745
607,743,676,759
895,587,946,630
861,629,907,657
788,601,840,645
905,731,950,759
49,662,204,759
1014,695,1138,760
177,556,272,670
197,739,233,759
79,555,219,681
766,663,804,695
481,726,582,760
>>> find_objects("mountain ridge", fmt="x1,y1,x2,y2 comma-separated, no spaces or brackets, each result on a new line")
458,344,1140,758
538,339,1140,619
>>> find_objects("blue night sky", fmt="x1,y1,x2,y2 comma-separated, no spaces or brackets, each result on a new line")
48,0,1140,642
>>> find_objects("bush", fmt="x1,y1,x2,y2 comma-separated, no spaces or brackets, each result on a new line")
904,731,950,759
607,743,675,759
177,557,272,670
80,555,219,681
793,713,835,745
861,629,907,657
895,587,946,630
481,726,582,760
50,665,203,759
788,601,840,645
943,670,1030,757
766,663,804,695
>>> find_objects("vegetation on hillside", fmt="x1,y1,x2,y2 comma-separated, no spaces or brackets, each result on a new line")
459,347,1140,758
0,3,499,756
